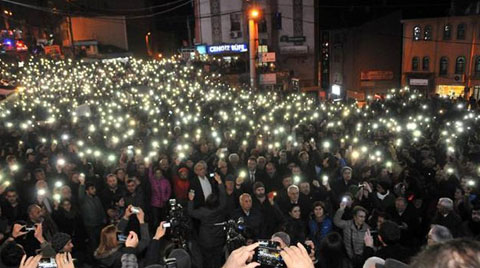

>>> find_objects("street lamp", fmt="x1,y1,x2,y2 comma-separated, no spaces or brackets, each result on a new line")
145,32,152,56
248,7,261,89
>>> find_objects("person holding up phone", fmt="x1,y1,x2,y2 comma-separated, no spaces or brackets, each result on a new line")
334,202,370,268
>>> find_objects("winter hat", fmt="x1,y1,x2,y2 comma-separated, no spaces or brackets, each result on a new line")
253,181,265,191
51,232,71,252
341,166,353,174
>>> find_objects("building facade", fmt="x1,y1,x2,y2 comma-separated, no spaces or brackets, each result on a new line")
194,0,318,88
323,12,402,99
402,15,480,98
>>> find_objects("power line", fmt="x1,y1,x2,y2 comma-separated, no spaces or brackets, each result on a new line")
0,0,193,20
68,0,191,12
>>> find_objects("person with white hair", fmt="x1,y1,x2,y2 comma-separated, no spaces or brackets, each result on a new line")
431,197,462,237
427,224,453,246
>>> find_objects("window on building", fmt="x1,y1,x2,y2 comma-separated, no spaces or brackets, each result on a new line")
455,56,466,74
439,57,448,75
258,19,267,33
422,56,430,71
412,57,419,71
443,24,451,40
424,25,432,40
475,56,480,76
457,24,466,40
230,13,241,32
413,26,421,41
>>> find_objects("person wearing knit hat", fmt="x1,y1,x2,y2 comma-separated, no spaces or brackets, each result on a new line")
253,181,265,192
331,166,357,206
341,166,353,175
51,232,73,253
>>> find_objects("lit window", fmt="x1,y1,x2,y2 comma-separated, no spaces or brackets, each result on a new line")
443,24,451,40
424,25,432,40
413,26,422,41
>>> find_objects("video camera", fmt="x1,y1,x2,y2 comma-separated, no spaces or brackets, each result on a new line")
215,217,246,253
165,199,191,250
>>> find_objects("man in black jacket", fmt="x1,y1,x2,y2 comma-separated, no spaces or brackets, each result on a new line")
187,174,226,268
99,174,125,212
431,197,462,237
364,220,413,264
331,166,357,206
387,196,420,247
231,193,265,239
252,182,285,238
276,185,312,222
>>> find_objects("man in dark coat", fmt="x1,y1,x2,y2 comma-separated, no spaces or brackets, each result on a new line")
431,197,462,237
187,174,226,268
387,196,420,247
252,182,285,238
231,193,265,239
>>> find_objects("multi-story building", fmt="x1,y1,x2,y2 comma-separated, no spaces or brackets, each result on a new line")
322,12,402,99
194,0,318,88
402,15,480,98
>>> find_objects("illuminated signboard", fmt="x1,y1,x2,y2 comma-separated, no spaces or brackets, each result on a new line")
202,43,248,54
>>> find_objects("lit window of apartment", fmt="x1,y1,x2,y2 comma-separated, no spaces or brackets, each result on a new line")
413,26,421,41
424,25,432,40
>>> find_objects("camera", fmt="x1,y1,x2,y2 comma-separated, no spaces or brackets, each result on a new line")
22,225,36,232
254,240,285,267
117,233,127,243
165,199,191,250
38,258,56,268
131,206,140,214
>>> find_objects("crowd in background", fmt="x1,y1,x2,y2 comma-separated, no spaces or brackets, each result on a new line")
0,57,479,268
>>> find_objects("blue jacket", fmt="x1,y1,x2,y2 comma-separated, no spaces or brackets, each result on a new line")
308,215,333,246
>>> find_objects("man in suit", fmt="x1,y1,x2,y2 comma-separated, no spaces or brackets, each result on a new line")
277,185,312,222
189,162,215,209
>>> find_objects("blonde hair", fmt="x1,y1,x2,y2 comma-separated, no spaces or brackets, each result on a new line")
95,225,118,256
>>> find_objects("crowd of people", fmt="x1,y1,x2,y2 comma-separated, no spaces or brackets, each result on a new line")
0,56,479,268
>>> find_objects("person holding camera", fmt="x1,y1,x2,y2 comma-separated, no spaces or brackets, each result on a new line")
94,217,149,268
188,173,227,268
221,242,314,268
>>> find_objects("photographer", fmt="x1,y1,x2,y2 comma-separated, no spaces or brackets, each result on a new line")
12,220,56,258
188,173,227,268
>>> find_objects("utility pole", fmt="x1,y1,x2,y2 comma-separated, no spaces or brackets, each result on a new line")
186,16,192,47
248,7,260,89
67,0,75,57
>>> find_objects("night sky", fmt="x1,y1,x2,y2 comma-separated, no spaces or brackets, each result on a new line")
318,0,472,29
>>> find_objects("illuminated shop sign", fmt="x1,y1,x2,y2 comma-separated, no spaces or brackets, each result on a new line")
205,43,248,54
